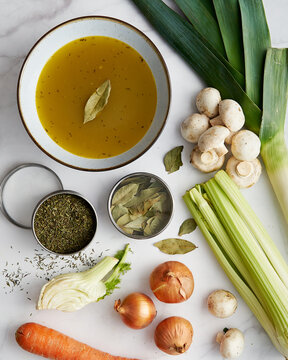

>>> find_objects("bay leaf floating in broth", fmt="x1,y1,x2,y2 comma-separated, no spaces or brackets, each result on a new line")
83,79,111,124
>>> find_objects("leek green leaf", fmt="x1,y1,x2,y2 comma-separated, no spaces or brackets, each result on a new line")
239,0,271,107
164,146,183,174
178,218,197,236
154,238,197,254
213,0,244,74
174,0,226,58
84,79,111,124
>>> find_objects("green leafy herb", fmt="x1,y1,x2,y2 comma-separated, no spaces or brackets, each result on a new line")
164,146,184,174
178,218,197,236
153,238,197,254
100,244,131,299
83,79,111,124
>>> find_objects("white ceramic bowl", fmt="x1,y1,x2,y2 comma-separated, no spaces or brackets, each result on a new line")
18,16,170,171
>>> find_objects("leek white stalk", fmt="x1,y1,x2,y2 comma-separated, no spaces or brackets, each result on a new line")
183,171,288,357
37,244,131,312
260,48,288,226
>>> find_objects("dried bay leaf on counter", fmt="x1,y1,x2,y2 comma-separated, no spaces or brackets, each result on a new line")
154,238,197,254
112,183,139,207
83,79,111,124
164,145,184,174
178,218,197,236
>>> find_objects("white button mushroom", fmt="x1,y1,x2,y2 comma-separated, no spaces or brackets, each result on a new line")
198,125,230,157
180,113,210,143
226,157,262,188
210,115,223,127
190,146,225,173
231,130,261,161
207,289,238,318
196,87,221,118
225,130,237,145
216,328,244,359
219,99,245,132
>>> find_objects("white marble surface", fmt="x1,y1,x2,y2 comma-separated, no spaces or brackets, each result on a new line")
1,1,288,359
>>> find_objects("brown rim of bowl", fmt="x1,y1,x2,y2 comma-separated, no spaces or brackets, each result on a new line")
17,16,171,172
107,172,173,240
31,189,98,256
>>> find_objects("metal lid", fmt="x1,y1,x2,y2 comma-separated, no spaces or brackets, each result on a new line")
0,163,63,229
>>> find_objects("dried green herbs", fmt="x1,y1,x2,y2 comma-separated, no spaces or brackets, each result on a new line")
83,79,111,124
33,194,96,254
153,238,197,254
110,175,172,237
164,146,184,173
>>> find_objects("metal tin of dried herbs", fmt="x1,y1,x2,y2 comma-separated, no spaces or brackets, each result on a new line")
108,172,173,239
32,190,97,255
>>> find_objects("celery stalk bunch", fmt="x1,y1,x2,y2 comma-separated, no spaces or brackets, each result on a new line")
183,170,288,358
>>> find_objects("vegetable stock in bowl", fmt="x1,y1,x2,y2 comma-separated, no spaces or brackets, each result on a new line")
36,36,157,158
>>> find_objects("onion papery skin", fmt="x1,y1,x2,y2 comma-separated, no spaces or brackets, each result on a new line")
114,292,157,329
150,261,194,303
154,316,193,355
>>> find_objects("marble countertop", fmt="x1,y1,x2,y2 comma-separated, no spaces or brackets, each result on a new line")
1,1,288,359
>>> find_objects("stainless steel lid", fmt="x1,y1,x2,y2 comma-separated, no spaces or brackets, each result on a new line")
0,163,63,229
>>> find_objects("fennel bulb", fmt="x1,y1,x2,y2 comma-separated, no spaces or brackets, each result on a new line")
37,244,131,312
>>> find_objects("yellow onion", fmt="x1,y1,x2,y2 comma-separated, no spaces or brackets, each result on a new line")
154,316,193,355
150,261,194,303
114,292,157,329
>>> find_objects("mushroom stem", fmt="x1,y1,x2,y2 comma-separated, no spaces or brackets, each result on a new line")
201,150,218,165
215,144,228,157
236,161,253,178
216,331,224,344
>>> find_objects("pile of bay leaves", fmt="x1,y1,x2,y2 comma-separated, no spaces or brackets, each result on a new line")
110,175,172,237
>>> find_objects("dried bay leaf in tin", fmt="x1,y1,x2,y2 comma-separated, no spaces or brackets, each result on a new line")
111,183,139,207
111,204,129,222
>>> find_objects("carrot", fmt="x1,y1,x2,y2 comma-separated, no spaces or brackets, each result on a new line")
15,322,141,360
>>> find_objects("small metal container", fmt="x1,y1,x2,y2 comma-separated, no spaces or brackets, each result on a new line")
32,190,98,256
108,172,173,239
0,163,97,255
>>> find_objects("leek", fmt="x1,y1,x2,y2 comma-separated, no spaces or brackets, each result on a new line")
131,0,262,133
183,171,288,357
239,0,271,107
260,48,288,225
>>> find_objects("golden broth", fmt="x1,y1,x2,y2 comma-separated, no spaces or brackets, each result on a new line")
36,36,157,158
